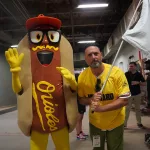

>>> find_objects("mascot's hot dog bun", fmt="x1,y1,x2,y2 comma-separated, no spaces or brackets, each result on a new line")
17,15,77,136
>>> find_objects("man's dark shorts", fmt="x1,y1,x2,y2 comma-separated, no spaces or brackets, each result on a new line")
77,99,86,114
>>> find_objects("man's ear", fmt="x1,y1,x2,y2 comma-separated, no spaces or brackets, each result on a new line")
100,51,103,57
100,52,103,59
84,55,86,59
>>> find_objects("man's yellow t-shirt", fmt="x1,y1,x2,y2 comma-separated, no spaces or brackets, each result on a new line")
78,63,130,130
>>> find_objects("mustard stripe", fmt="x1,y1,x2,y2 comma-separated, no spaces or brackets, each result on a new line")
31,45,58,51
46,45,58,51
32,83,45,131
32,46,45,51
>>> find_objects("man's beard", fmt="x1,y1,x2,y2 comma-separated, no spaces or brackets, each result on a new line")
90,61,102,68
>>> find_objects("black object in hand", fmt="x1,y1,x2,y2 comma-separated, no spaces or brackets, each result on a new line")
92,78,101,113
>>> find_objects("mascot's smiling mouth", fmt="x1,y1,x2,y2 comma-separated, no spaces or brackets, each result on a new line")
37,51,54,66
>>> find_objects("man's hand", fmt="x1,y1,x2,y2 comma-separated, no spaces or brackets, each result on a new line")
5,48,24,72
92,92,102,101
91,92,102,112
131,81,140,85
91,103,103,112
56,67,77,91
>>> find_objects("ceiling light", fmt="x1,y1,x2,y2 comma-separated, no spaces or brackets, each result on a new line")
78,40,96,44
77,4,108,8
10,45,18,48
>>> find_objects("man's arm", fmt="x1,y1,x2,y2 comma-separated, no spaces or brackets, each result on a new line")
125,72,129,83
133,73,146,86
132,81,146,86
92,98,128,112
78,97,91,105
79,92,102,106
140,81,146,86
140,72,146,85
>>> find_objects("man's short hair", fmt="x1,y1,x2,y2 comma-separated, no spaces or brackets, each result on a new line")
144,60,150,70
144,59,150,64
84,44,101,52
129,61,137,66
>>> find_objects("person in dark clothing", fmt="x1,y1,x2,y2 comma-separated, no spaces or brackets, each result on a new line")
144,60,150,145
124,62,146,129
75,73,88,140
144,60,150,108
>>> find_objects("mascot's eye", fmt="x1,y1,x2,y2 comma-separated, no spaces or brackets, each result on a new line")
30,31,43,43
48,31,60,43
50,34,54,40
37,34,41,40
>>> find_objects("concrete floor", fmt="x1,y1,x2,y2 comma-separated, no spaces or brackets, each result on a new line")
0,109,150,150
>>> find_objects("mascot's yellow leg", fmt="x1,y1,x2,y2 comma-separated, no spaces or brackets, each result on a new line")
30,130,49,150
51,126,70,150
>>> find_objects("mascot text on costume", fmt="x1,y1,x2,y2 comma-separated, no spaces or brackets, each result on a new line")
5,14,78,150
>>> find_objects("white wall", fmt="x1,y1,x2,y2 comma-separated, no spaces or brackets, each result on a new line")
0,50,16,106
114,42,141,72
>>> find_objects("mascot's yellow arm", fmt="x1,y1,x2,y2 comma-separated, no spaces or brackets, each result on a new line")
5,48,24,94
11,72,22,94
56,67,77,91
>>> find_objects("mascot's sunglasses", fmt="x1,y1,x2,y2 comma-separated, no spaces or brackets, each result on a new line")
95,78,101,92
28,29,61,45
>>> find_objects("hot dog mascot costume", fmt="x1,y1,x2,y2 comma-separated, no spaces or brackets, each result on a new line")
5,14,78,150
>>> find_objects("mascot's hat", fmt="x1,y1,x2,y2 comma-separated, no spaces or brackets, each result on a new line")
26,14,62,30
